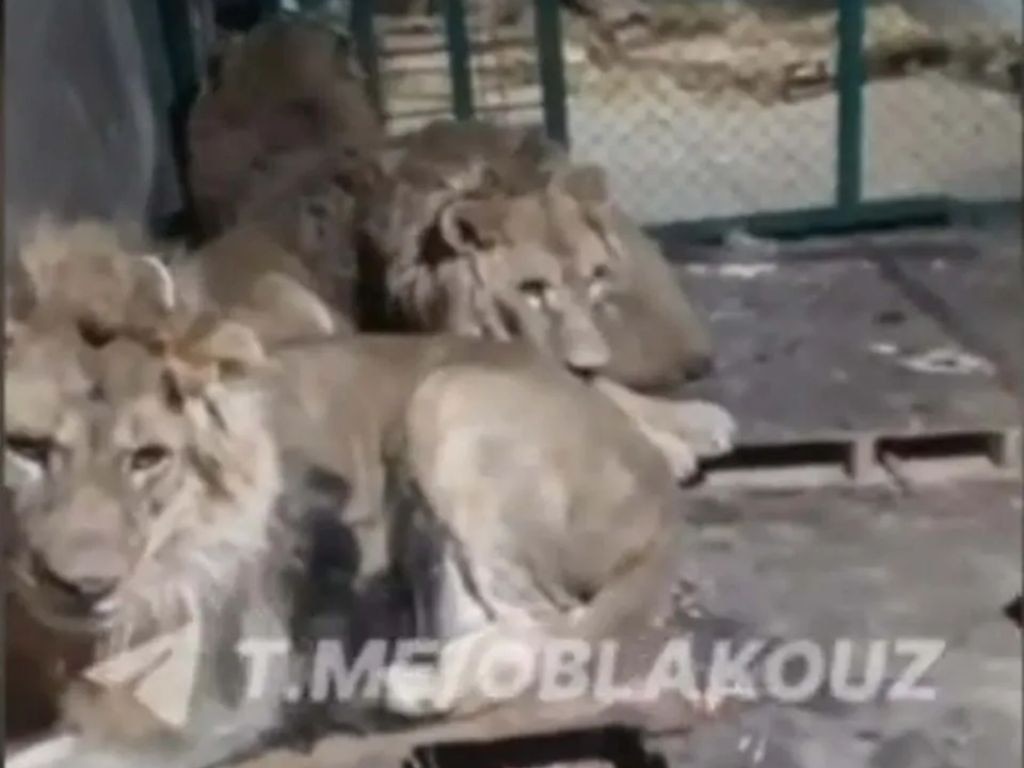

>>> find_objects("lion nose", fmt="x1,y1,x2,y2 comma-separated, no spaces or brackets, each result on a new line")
32,554,119,603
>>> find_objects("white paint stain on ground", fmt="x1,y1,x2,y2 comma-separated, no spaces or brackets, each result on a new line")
718,263,779,279
870,342,900,356
900,347,995,376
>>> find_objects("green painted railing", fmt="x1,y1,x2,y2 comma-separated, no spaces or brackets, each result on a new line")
340,0,970,241
533,0,569,147
154,0,1018,242
836,0,866,212
442,0,476,120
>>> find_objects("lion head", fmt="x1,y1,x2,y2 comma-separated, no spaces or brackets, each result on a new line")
4,249,281,648
428,169,621,373
361,119,714,387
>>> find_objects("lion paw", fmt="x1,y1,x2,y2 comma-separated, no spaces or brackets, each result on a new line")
646,428,700,481
666,401,737,459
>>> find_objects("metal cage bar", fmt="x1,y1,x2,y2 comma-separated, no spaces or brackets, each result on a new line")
442,0,475,120
534,0,570,147
350,0,384,114
150,0,1020,242
836,0,866,210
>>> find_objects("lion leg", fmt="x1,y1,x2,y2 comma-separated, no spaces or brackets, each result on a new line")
572,520,683,640
651,398,737,459
590,378,698,480
593,377,736,465
383,528,683,721
382,543,567,719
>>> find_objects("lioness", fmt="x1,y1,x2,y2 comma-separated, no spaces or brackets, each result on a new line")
4,226,710,765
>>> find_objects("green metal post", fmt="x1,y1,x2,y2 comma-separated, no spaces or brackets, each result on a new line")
442,0,475,120
154,0,199,111
350,0,383,115
836,0,866,209
533,0,569,147
150,0,202,236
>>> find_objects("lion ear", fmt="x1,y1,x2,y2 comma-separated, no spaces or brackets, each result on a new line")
439,198,506,252
127,255,177,330
163,320,267,403
554,164,610,209
17,216,64,301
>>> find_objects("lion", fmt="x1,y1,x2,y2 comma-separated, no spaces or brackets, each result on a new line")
171,222,354,340
187,18,382,240
4,260,299,766
185,28,715,392
4,223,725,765
359,122,729,477
185,18,384,328
182,24,730,479
358,118,716,391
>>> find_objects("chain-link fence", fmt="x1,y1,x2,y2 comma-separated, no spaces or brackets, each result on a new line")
169,0,1023,237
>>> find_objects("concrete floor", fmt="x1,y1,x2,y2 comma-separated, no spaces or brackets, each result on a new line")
648,223,1023,768
658,480,1022,768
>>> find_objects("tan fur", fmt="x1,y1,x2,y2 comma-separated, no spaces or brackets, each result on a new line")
366,177,621,372
173,223,354,340
360,119,715,388
5,272,282,750
187,18,382,238
358,121,731,478
5,223,697,754
11,219,176,341
183,31,725,478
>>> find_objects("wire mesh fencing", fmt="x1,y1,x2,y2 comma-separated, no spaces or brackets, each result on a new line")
194,0,1022,235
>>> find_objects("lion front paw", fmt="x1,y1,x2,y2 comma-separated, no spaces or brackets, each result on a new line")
667,401,737,459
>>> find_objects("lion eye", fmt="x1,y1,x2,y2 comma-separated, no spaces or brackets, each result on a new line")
6,433,54,467
130,444,171,472
590,264,611,283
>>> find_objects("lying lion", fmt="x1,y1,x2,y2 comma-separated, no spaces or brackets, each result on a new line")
187,17,383,238
4,221,723,767
10,216,732,494
359,118,716,390
186,17,380,319
358,120,732,477
182,18,734,480
185,20,717,392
